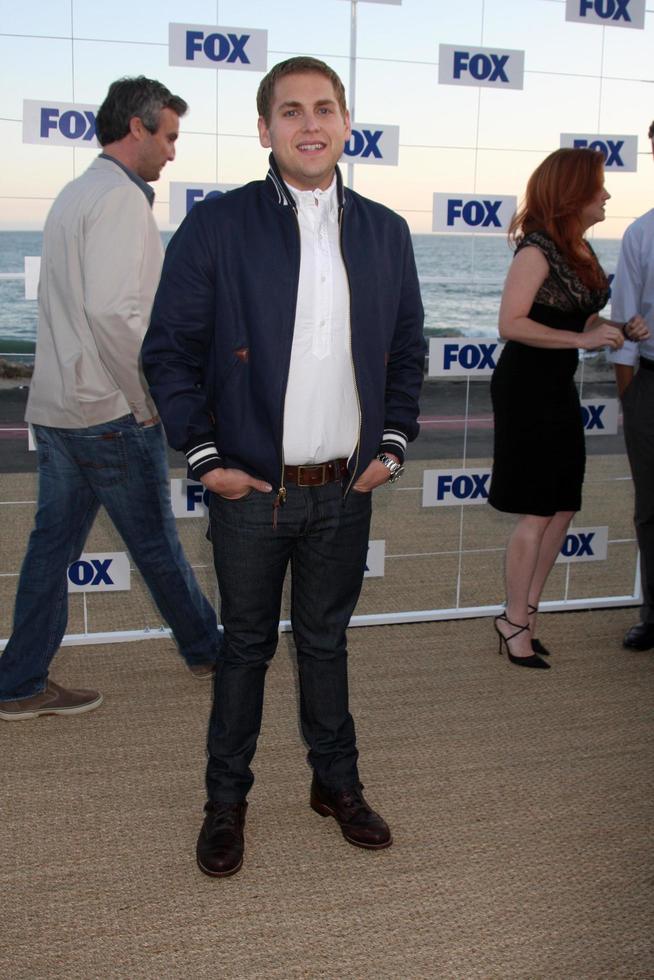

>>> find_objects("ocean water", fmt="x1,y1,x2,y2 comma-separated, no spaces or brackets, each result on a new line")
0,230,621,354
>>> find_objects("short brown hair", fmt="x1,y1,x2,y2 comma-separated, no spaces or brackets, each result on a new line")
256,57,347,124
649,119,654,141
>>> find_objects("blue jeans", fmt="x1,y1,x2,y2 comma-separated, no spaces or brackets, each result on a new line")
206,480,372,802
0,415,220,700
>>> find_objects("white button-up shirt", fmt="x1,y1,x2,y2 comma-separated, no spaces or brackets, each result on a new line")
282,177,359,465
609,207,654,367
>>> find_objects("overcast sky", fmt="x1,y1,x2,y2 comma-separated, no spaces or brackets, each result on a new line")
1,0,652,235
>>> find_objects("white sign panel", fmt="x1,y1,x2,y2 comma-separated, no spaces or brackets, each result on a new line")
23,99,99,147
24,257,41,300
341,124,399,167
565,0,645,29
169,182,241,224
169,23,268,71
556,526,609,563
422,468,491,507
580,398,619,436
560,134,638,172
171,478,209,518
67,552,131,592
428,337,502,378
438,44,524,90
433,193,516,235
364,540,386,578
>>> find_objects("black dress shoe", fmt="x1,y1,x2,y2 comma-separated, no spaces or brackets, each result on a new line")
196,801,247,877
310,774,392,849
623,622,654,651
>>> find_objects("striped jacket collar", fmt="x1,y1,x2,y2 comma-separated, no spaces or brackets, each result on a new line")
265,153,346,212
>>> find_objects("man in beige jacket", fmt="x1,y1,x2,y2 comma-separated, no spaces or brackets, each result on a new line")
0,77,221,721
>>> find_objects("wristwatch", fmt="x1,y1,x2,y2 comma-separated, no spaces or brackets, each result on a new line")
377,452,405,483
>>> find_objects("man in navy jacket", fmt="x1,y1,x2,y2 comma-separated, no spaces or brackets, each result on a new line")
142,57,425,878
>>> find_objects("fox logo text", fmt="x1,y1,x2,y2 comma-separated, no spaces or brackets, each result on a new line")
438,44,524,90
169,182,241,224
364,540,386,578
565,0,645,29
580,399,618,436
556,527,608,564
422,469,491,507
560,134,637,172
23,100,99,147
169,23,268,71
429,338,501,378
170,479,210,518
433,194,516,235
67,552,131,593
341,124,399,167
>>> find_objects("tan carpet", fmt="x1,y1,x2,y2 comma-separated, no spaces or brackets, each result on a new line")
1,609,652,979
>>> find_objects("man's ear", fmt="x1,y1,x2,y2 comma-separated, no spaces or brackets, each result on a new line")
129,116,147,141
257,116,271,149
344,109,352,142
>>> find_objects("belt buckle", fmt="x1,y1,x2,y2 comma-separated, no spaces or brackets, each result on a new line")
297,463,327,487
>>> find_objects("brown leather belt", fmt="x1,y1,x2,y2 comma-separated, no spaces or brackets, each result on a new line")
283,459,348,487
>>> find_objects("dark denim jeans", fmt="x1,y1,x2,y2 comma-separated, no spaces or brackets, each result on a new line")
206,480,372,802
0,416,220,700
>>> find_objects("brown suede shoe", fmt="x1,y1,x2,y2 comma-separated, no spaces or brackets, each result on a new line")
196,801,247,877
187,661,215,679
310,774,392,850
0,680,103,722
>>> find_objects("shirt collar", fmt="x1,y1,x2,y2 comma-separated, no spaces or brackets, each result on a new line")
287,175,338,215
98,153,155,208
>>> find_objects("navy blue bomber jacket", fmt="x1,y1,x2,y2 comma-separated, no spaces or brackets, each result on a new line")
142,156,426,494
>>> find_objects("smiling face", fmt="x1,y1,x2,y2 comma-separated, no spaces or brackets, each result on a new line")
257,71,351,192
580,182,610,231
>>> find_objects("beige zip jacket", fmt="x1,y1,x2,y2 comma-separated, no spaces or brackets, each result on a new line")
26,156,161,428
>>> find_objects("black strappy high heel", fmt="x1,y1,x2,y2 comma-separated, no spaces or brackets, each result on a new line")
528,604,551,657
494,613,550,669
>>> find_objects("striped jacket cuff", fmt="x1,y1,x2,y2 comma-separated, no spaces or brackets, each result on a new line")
185,439,222,479
379,429,407,464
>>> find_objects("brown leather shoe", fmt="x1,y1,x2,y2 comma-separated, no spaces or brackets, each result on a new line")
187,661,215,679
0,680,103,722
310,774,392,850
196,801,247,877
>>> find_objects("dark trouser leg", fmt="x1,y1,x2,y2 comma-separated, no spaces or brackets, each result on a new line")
206,489,294,802
290,482,372,790
622,371,654,622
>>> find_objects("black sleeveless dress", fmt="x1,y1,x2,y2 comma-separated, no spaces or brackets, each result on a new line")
488,231,610,517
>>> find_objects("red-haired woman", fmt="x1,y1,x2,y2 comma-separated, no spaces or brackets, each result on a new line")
489,148,648,669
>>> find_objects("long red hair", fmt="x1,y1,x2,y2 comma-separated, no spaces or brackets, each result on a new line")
509,148,607,290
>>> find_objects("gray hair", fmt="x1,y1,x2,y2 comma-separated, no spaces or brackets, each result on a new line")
96,76,188,146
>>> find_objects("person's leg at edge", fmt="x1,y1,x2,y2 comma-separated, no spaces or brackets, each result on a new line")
622,373,654,627
526,509,576,638
0,425,99,701
85,418,221,668
498,513,554,659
